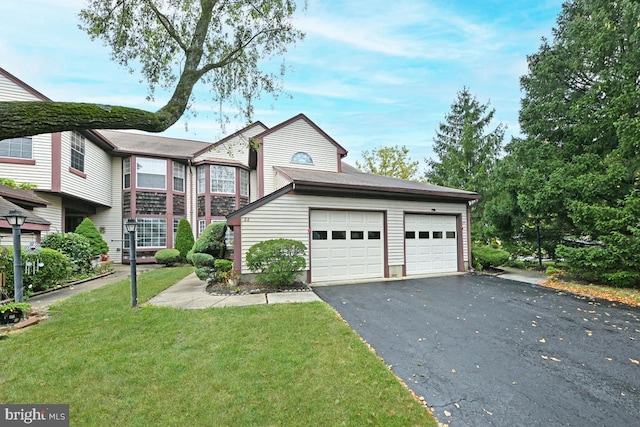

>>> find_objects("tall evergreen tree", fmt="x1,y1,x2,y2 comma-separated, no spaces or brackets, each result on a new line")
426,87,505,241
488,0,640,286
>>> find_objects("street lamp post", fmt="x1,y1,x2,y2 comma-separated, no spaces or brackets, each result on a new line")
5,209,26,302
125,218,138,307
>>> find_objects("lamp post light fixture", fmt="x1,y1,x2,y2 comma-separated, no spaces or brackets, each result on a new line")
5,209,26,302
125,218,138,307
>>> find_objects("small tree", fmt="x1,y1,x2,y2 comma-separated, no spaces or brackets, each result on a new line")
246,239,306,286
174,219,195,261
74,218,109,256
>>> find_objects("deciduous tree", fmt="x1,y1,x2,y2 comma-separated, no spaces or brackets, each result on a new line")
0,0,305,140
355,145,421,181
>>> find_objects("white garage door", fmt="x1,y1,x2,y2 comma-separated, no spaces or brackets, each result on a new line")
311,210,384,282
405,214,458,275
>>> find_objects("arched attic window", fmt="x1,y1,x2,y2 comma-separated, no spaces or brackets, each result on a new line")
291,152,313,165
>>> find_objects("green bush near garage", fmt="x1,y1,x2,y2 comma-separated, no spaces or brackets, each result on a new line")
42,232,93,275
174,219,195,262
246,239,306,286
74,218,109,257
154,248,182,266
472,244,510,270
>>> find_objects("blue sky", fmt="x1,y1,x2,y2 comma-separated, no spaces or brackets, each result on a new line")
0,0,563,171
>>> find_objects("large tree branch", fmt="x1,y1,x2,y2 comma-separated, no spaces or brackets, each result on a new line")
142,0,188,52
0,102,174,139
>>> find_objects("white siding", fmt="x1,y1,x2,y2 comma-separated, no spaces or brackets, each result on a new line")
0,73,42,102
0,133,53,189
59,132,112,206
193,124,266,165
262,119,340,195
33,194,63,235
91,157,124,262
238,194,470,276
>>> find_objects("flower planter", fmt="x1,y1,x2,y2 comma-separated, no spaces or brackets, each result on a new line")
0,309,25,325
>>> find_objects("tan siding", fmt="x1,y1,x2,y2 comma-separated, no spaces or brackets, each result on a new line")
59,132,112,206
33,194,63,235
262,119,340,195
238,194,470,275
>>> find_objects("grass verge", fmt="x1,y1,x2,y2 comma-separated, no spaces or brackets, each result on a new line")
0,267,437,426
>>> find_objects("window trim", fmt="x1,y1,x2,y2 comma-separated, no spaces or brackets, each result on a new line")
210,165,236,194
291,152,314,165
0,136,33,160
136,157,167,190
173,161,185,193
240,169,249,197
70,132,85,173
123,157,131,189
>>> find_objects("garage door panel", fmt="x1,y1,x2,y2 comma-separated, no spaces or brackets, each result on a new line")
405,214,458,275
311,210,384,282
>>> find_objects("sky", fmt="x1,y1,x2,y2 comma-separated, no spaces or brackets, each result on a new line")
0,0,564,171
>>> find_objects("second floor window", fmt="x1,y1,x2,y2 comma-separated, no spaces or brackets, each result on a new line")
173,162,185,192
136,158,166,189
70,132,85,172
210,165,235,194
123,158,131,189
240,169,249,197
0,136,32,159
197,166,206,193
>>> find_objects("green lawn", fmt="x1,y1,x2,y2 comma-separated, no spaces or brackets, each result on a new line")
1,267,437,426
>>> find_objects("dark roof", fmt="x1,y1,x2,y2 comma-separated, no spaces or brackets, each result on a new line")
97,130,213,159
0,198,50,226
0,184,49,208
275,165,479,201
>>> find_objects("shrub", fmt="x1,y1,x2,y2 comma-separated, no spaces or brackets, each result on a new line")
154,249,182,266
214,259,233,283
74,218,109,256
42,232,93,275
0,247,71,298
245,239,306,286
191,253,216,280
192,222,227,258
472,245,510,270
174,219,195,261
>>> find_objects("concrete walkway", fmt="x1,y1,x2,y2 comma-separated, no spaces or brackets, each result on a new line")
148,272,322,308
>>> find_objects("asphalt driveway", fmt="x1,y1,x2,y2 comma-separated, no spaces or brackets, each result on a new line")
313,275,640,427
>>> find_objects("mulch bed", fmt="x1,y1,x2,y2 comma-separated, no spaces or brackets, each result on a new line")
206,281,311,296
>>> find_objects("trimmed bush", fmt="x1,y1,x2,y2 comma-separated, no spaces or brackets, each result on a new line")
74,218,109,256
246,239,306,286
42,233,93,275
191,253,216,280
154,249,182,266
0,247,71,298
213,259,233,283
192,222,227,258
174,219,195,261
472,245,510,270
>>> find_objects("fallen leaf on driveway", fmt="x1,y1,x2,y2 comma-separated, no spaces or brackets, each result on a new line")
451,369,457,373
444,410,451,417
550,357,561,362
541,355,549,360
539,338,546,343
630,358,639,365
586,330,593,337
606,357,612,361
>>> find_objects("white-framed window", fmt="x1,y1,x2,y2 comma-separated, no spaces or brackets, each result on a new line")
210,165,235,194
198,219,206,235
240,169,249,197
225,226,234,247
136,158,166,189
0,136,32,159
123,157,131,189
173,162,185,192
70,132,85,172
136,218,167,248
197,167,206,194
291,152,313,165
173,218,180,242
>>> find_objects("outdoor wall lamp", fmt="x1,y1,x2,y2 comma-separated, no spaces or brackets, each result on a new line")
5,209,26,302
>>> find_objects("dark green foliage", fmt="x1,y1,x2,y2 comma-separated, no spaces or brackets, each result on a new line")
472,245,510,270
0,248,71,299
425,87,504,242
191,253,216,281
193,222,227,259
174,219,195,261
74,218,109,256
245,239,306,286
42,233,93,275
154,249,182,266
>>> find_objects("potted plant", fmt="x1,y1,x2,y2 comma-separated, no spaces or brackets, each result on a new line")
0,302,31,325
